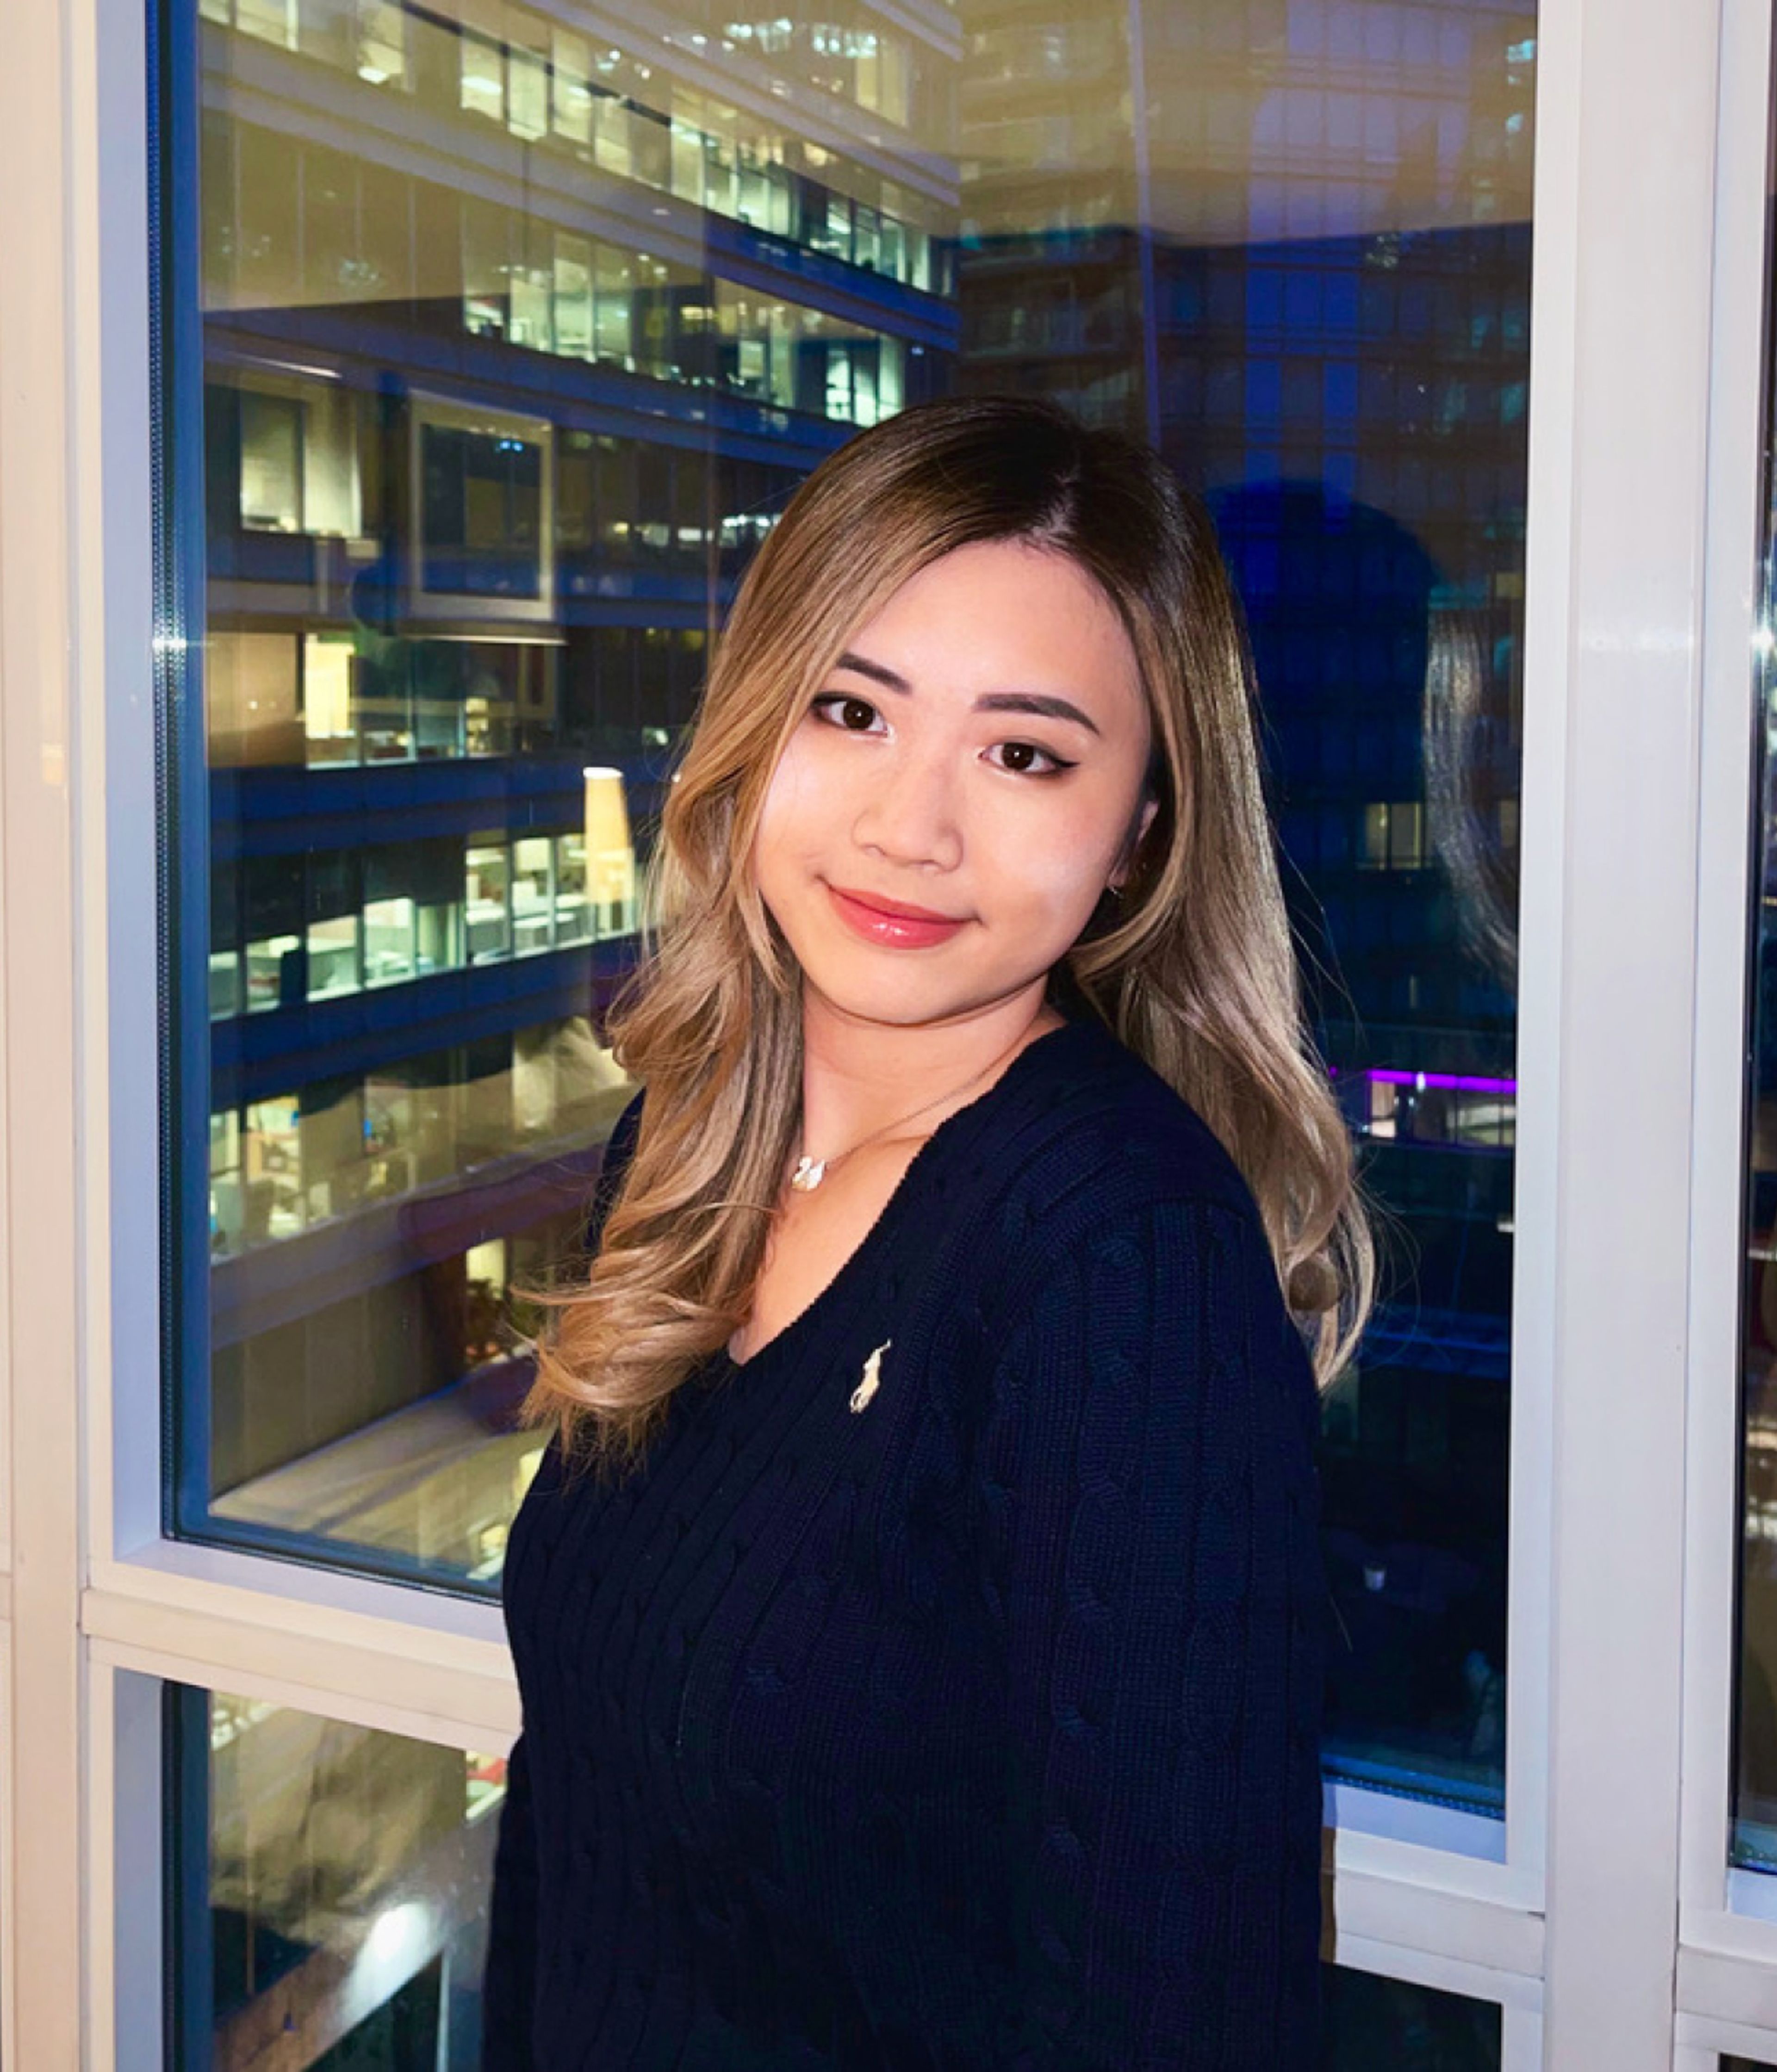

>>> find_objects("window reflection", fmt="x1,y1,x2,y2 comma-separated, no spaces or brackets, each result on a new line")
170,0,1533,1819
209,1016,632,1256
1321,1966,1502,2070
165,1681,506,2065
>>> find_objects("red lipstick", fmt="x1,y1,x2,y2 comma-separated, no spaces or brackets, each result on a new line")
826,883,968,949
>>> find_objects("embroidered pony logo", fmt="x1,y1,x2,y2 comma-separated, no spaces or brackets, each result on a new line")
850,1339,891,1413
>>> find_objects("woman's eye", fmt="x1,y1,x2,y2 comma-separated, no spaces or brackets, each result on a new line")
986,740,1075,779
811,692,882,732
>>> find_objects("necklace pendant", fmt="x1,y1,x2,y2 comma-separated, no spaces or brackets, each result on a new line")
790,1154,826,1192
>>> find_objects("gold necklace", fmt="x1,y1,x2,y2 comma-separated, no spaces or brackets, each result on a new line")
788,1030,1031,1192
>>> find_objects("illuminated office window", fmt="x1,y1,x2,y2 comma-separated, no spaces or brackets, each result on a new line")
460,31,503,123
237,391,302,533
554,832,593,944
1360,800,1428,871
356,0,404,85
415,404,551,608
302,634,356,765
511,837,555,956
464,837,513,965
305,852,361,1003
509,37,549,141
206,631,300,769
234,0,295,51
551,27,595,146
553,233,595,360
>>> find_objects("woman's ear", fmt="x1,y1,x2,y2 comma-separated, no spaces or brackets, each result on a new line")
1109,793,1161,894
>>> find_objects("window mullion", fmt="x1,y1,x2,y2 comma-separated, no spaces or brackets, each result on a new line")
1534,0,1724,2060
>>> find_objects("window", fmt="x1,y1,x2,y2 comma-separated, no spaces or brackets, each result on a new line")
237,390,302,532
414,404,552,610
161,1678,504,2063
169,0,1536,1782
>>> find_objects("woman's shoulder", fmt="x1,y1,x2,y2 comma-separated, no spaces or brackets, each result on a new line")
917,1025,1319,1439
926,1016,1282,1332
992,1015,1265,1228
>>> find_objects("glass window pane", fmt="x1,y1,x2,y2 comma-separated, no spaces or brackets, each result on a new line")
161,0,1533,1727
238,389,302,530
552,30,594,148
509,42,549,143
460,33,502,123
553,832,592,945
1322,1967,1502,2068
511,836,554,955
163,1680,503,2066
465,836,512,964
1734,31,1777,1873
418,414,547,602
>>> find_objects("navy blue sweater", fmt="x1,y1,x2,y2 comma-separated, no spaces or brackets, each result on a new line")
483,1013,1325,2068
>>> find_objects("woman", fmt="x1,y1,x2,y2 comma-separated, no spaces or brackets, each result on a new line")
483,393,1373,2069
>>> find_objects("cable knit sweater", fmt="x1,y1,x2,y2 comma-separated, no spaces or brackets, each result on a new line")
483,1012,1326,2069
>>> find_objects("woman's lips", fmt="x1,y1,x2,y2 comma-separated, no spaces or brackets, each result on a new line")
826,883,968,949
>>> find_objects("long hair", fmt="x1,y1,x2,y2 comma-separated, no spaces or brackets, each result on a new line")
523,393,1376,1477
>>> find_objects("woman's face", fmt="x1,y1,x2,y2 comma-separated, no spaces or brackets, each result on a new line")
750,538,1159,1034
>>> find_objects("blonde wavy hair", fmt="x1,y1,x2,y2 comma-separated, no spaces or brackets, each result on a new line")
524,392,1375,1478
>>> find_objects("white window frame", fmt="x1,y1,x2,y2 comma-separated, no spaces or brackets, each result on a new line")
7,0,1777,2062
1677,0,1777,2063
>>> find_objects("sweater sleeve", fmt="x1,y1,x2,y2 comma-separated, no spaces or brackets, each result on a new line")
976,1194,1325,2070
481,1728,538,2070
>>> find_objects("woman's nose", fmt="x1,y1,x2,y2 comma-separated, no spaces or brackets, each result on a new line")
851,744,963,869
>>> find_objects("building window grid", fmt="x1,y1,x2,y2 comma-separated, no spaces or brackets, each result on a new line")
208,828,614,1021
207,107,944,431
207,1011,627,1260
201,0,949,297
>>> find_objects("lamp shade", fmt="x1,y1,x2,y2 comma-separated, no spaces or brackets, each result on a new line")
583,766,636,926
582,766,633,858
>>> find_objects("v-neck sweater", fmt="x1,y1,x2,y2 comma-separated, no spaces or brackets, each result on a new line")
482,1014,1326,2070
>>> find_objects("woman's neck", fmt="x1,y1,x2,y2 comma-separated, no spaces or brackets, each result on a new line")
795,984,1066,1167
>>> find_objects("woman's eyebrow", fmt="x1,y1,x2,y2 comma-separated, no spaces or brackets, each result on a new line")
833,649,1102,737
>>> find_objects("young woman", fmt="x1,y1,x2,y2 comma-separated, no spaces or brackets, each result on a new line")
482,393,1373,2069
